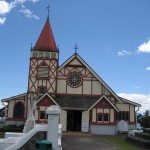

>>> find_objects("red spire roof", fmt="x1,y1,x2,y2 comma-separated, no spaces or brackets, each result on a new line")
34,19,57,51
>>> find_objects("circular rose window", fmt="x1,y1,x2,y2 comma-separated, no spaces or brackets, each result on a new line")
68,72,82,87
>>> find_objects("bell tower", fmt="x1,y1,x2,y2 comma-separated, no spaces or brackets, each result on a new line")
27,18,59,97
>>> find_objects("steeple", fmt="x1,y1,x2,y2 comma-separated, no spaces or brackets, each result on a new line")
33,18,57,51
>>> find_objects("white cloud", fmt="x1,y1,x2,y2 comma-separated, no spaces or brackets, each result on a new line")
0,17,6,24
138,39,150,53
0,0,12,15
118,50,131,56
145,66,150,71
0,0,40,25
19,5,39,20
29,0,39,2
118,93,150,113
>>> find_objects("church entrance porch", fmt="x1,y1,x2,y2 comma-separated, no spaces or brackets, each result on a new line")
67,110,82,131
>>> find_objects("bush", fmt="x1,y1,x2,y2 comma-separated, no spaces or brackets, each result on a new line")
0,124,24,132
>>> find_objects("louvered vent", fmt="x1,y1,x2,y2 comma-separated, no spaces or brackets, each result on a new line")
45,52,50,59
31,52,38,58
39,52,44,58
51,53,56,58
38,67,49,77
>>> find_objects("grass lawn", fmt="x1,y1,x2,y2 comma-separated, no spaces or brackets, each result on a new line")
102,135,146,150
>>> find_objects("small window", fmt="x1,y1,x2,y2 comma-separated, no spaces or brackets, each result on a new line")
97,114,103,121
97,113,109,123
40,112,45,119
104,114,109,121
116,111,129,121
39,87,47,94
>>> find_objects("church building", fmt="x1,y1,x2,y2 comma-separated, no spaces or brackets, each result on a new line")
1,17,141,135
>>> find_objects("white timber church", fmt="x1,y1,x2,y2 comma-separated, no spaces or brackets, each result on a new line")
1,17,141,135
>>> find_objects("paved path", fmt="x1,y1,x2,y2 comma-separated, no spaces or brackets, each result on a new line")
62,133,120,150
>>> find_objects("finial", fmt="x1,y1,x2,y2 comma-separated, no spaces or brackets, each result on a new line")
46,5,50,20
74,43,78,54
31,43,33,50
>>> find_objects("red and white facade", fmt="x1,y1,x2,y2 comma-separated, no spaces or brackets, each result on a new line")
1,18,141,135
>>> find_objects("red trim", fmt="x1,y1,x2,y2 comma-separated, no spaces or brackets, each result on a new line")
66,57,85,67
91,122,117,125
36,120,48,123
128,122,136,124
6,118,26,121
56,93,101,96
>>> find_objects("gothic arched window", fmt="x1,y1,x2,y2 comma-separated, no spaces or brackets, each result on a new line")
13,102,24,118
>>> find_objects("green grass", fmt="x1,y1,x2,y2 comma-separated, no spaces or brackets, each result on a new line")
102,136,146,150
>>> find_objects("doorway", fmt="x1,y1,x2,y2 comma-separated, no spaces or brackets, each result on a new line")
67,110,82,131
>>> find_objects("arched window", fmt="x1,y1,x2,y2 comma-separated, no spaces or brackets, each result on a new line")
13,102,24,118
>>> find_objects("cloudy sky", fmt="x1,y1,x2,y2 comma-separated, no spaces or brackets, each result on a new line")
0,0,150,113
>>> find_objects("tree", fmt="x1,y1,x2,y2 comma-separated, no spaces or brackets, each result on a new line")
138,110,150,128
0,110,5,118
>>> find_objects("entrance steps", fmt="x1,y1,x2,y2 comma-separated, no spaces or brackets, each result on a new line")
126,128,150,149
63,131,92,136
0,125,48,150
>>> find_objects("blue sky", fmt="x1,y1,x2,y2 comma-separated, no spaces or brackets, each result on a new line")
0,0,150,113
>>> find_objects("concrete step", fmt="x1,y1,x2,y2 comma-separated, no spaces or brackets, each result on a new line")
0,142,13,149
143,128,150,134
4,137,21,144
126,136,150,149
135,132,150,141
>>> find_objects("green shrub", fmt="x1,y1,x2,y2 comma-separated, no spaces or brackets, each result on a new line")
0,125,24,132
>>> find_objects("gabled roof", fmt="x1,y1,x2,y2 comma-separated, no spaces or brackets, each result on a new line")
88,95,119,111
34,19,57,52
119,97,141,107
55,95,100,110
58,53,122,103
1,93,27,102
37,93,61,109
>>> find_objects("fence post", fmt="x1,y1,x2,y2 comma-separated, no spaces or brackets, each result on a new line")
46,105,61,150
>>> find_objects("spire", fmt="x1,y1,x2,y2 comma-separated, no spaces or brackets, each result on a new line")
33,18,57,51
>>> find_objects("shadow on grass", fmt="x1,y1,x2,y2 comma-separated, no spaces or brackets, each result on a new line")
102,135,146,150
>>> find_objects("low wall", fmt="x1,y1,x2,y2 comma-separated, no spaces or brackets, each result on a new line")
91,125,116,135
5,125,48,150
19,131,47,150
5,120,24,126
128,124,136,131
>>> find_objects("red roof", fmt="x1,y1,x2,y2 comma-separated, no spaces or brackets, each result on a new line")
34,19,57,51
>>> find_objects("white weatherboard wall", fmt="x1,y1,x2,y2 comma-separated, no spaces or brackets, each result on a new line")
81,111,89,132
60,110,67,131
91,125,116,135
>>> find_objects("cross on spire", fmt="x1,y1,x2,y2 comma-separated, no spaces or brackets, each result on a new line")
74,43,78,53
47,5,50,20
